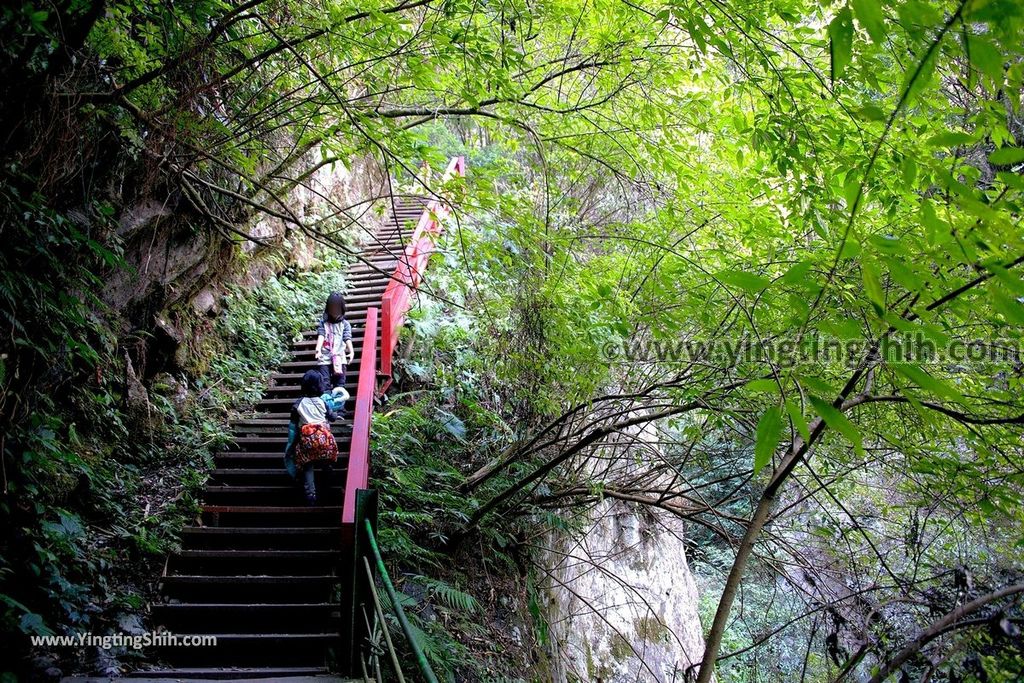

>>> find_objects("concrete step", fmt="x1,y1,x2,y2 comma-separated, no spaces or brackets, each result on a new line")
166,549,339,576
179,526,343,551
160,575,339,604
199,505,343,527
152,603,340,634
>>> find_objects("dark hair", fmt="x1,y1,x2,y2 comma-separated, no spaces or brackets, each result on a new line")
301,369,323,398
324,292,346,323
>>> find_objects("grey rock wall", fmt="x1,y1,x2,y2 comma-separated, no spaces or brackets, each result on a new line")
542,425,710,682
102,151,386,378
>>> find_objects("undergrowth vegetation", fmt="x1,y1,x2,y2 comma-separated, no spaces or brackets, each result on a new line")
367,237,552,679
0,253,349,678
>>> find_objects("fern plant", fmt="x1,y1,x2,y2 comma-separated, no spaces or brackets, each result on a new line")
413,576,481,613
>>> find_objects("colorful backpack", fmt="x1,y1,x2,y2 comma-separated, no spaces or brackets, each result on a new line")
294,422,339,467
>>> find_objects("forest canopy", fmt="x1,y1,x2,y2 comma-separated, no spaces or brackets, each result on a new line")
1,0,1023,680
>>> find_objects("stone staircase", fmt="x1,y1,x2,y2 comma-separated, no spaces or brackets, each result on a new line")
62,198,430,682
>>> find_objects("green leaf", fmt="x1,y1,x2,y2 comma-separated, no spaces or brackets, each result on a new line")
717,269,770,293
996,171,1024,192
780,260,814,284
987,264,1024,295
920,200,950,245
821,317,862,340
797,375,838,396
686,18,708,55
868,234,903,254
883,256,923,290
893,363,966,403
967,35,1004,82
852,0,886,44
828,8,853,83
991,287,1024,324
843,174,861,207
928,131,975,147
978,496,997,515
839,238,862,260
19,612,53,637
745,378,778,393
809,396,864,455
862,260,885,314
897,0,941,30
901,155,918,188
754,405,783,474
988,147,1024,165
900,46,938,103
855,104,887,121
785,399,811,442
436,410,467,441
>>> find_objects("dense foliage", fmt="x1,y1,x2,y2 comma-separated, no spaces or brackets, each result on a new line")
2,0,1024,680
0,251,348,676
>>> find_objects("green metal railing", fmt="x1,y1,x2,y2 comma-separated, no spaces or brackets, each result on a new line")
362,518,439,683
349,489,439,683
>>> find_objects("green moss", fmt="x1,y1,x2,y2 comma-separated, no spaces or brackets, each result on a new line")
634,614,670,644
609,633,633,660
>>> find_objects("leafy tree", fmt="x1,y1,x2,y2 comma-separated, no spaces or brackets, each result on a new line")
2,0,1024,679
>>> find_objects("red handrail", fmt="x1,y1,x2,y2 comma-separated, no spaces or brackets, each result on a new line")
342,156,465,528
380,156,466,391
342,306,378,525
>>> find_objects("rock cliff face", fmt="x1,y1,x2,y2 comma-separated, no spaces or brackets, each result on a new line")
542,428,708,681
102,152,385,378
